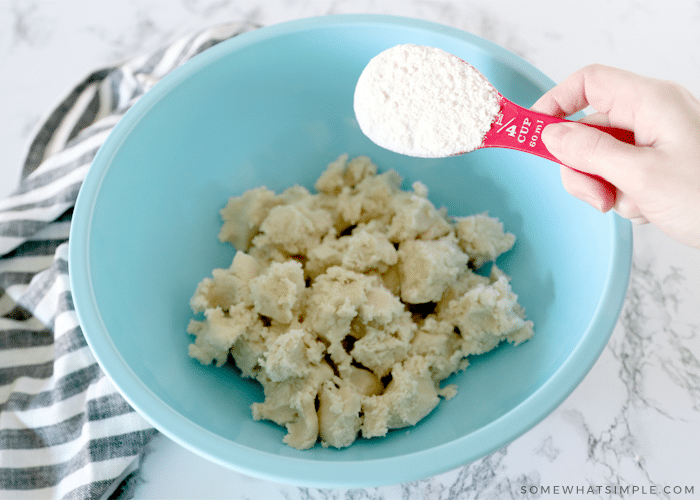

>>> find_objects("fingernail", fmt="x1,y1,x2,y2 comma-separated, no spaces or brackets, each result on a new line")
630,216,649,225
579,180,616,213
582,194,605,212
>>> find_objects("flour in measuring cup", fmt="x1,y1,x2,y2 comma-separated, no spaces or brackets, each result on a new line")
354,44,501,158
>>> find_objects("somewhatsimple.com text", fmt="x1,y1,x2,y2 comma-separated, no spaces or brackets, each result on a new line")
521,485,694,496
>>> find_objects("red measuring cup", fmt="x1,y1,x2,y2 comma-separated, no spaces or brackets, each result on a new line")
477,93,636,160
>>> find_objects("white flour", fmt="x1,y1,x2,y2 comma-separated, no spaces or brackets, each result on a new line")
354,44,501,158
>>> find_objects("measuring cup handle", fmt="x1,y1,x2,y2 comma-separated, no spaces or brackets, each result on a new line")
480,96,635,164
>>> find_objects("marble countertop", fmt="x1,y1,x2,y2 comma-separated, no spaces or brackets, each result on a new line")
2,1,699,499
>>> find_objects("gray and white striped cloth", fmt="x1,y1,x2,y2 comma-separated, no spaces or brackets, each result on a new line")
0,22,257,500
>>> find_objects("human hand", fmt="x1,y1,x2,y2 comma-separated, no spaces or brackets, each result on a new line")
531,64,700,248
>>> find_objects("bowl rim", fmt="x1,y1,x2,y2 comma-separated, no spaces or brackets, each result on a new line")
69,13,633,488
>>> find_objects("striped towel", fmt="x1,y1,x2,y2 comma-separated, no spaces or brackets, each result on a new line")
0,22,258,500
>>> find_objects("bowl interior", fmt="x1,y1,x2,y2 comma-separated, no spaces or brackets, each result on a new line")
71,15,631,486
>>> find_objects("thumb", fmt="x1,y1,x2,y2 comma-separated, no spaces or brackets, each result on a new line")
542,121,644,191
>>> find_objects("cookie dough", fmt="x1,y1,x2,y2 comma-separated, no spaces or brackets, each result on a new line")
187,154,534,449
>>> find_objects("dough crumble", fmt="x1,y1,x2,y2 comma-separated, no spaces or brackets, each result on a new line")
187,154,533,449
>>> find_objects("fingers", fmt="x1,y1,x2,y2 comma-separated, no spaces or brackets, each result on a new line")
546,120,665,223
553,114,619,213
542,121,653,193
530,65,604,117
531,64,646,130
613,194,648,223
578,112,611,127
559,165,617,212
560,162,649,223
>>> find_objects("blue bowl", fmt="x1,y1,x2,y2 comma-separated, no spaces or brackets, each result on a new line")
69,14,632,488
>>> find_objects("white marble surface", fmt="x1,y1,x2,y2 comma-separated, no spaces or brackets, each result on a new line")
2,1,700,499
